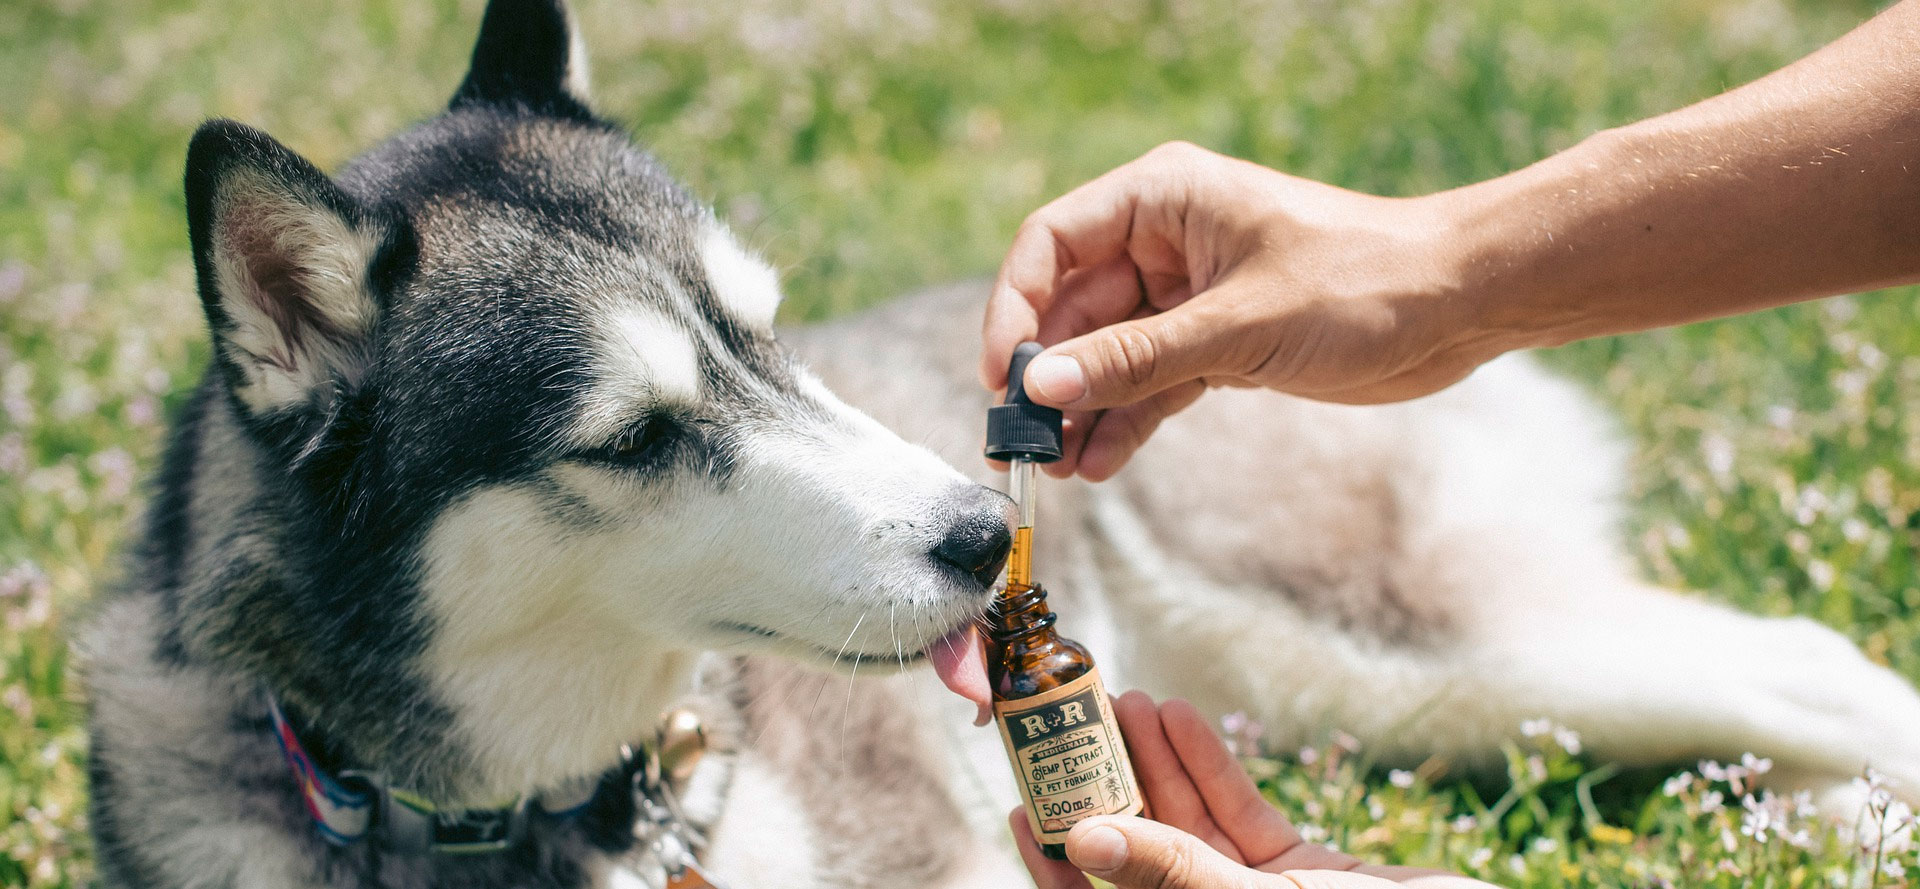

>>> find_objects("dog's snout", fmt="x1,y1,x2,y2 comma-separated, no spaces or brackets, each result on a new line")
931,486,1016,588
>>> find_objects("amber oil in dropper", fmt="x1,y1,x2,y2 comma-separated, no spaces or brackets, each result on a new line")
984,344,1144,860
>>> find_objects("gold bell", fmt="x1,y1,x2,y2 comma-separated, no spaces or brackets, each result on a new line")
656,707,708,785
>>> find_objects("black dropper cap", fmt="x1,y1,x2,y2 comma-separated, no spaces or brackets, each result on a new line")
985,342,1064,463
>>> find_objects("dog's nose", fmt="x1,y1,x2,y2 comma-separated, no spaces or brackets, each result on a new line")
931,486,1016,588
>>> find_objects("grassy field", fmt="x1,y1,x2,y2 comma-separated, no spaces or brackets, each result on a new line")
3,0,1917,885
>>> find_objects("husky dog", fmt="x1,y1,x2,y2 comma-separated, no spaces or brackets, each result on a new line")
88,0,1920,885
85,1,1029,886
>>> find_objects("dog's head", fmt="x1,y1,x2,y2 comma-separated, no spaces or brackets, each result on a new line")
183,0,1008,791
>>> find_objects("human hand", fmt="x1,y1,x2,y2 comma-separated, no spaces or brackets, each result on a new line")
981,142,1504,480
1010,693,1503,889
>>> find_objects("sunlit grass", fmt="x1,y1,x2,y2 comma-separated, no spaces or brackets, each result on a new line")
1,0,1912,885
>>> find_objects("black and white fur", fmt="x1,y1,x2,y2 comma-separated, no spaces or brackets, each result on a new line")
86,1,1023,885
87,0,1920,886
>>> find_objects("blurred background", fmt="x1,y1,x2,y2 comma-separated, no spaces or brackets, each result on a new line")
2,0,1914,885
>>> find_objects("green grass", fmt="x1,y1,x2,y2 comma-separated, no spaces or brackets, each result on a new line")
2,0,1915,885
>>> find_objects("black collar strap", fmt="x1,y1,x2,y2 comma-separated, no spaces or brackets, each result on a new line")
267,695,598,855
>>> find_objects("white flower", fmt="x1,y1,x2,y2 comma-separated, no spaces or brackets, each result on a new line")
1297,746,1320,766
1879,802,1916,855
1833,369,1870,397
1851,772,1886,816
1700,760,1729,782
1701,433,1735,482
1531,837,1559,855
1507,854,1527,876
1297,823,1329,843
1741,753,1773,776
1741,793,1778,842
1700,790,1726,814
1520,719,1551,739
1388,770,1415,789
1220,711,1265,756
1451,815,1479,834
1467,847,1493,869
1552,726,1583,755
1807,559,1835,591
1663,772,1695,797
1884,858,1907,880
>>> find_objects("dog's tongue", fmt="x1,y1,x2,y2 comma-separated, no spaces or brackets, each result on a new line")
929,625,992,726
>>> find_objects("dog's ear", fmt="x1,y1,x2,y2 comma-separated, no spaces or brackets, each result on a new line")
451,0,592,118
185,119,404,430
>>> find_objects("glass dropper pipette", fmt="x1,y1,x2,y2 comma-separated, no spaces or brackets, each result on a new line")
985,342,1064,590
1007,455,1036,588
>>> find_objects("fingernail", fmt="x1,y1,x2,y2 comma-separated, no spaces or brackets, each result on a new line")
1026,355,1086,404
1073,824,1128,872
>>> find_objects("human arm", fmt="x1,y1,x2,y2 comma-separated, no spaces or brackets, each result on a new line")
982,0,1920,480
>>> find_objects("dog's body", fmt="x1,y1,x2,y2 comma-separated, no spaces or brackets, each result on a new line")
793,284,1920,821
85,1,1920,886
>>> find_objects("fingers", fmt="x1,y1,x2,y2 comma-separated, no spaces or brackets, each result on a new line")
1073,379,1206,481
1277,872,1418,889
1064,816,1272,889
1024,289,1245,411
1353,865,1470,882
1065,817,1435,889
1113,691,1213,835
982,167,1150,389
1158,699,1310,866
1043,411,1097,479
982,142,1207,390
1089,698,1487,889
1034,257,1151,348
1381,874,1508,889
1011,808,1096,889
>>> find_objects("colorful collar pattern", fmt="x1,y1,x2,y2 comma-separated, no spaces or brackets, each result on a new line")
265,694,595,854
267,695,376,845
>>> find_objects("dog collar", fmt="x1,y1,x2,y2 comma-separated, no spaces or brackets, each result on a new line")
267,694,595,854
267,694,730,886
267,694,729,886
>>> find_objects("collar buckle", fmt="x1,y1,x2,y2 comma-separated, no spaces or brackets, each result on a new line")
344,770,530,856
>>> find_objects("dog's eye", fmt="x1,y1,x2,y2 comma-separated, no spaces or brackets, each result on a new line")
605,417,672,463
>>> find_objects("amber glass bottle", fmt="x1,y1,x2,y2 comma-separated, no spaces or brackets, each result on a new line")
987,580,1143,859
984,343,1144,860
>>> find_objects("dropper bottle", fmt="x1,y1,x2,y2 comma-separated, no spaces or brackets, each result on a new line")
984,343,1145,860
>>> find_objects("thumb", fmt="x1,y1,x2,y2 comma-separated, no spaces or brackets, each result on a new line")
1024,303,1236,411
1063,816,1270,889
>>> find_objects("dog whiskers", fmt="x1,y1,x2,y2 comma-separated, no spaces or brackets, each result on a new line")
889,604,903,675
839,611,870,772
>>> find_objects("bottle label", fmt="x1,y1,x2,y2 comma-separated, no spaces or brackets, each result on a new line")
993,667,1143,844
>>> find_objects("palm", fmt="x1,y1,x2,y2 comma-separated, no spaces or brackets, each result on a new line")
1012,693,1484,887
1112,694,1340,873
